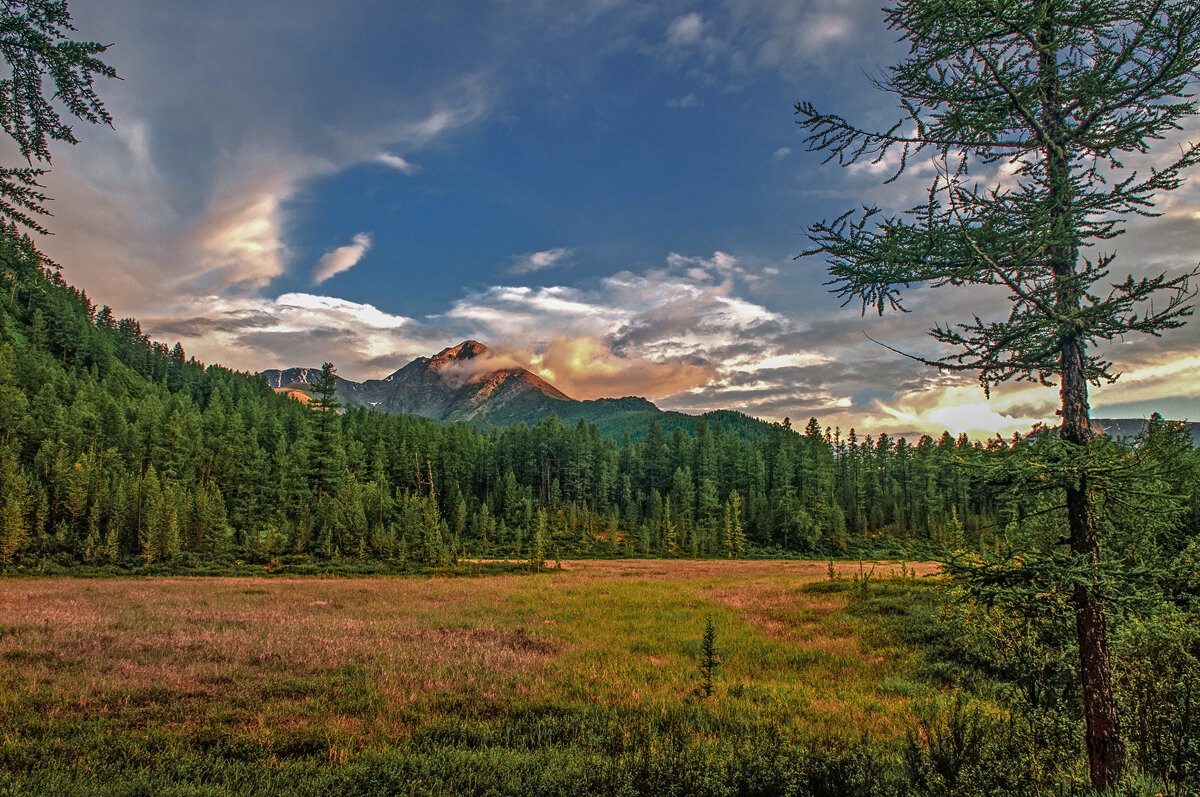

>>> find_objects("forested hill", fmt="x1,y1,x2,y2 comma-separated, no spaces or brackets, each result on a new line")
2,230,1197,571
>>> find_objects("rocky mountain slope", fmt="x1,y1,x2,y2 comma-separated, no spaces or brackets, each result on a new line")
261,341,577,425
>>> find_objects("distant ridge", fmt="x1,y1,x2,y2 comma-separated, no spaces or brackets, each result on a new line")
1092,417,1200,445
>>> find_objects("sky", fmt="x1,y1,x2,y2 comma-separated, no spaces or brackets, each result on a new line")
24,0,1200,440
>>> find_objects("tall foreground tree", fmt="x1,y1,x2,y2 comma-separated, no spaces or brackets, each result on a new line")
796,0,1200,788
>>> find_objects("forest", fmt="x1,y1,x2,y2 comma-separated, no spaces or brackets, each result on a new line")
8,228,1196,573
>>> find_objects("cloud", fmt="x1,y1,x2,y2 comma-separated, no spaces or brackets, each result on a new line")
667,93,700,109
508,247,575,274
664,250,742,285
435,345,529,387
866,382,1059,440
311,232,373,285
772,146,792,161
185,174,301,294
123,235,1199,439
374,152,419,174
143,292,429,381
725,0,886,73
35,0,491,317
533,335,716,399
444,250,793,400
666,13,705,47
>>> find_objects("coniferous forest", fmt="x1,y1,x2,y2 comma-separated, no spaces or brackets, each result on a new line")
8,229,1196,573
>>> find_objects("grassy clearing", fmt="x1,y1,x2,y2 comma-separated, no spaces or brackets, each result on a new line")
0,560,940,795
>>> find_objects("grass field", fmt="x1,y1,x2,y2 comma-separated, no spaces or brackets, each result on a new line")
0,560,943,795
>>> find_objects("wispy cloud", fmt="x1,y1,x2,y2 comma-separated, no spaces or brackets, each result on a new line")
772,146,792,161
509,247,575,275
666,13,706,47
374,153,419,174
667,93,700,109
312,233,372,285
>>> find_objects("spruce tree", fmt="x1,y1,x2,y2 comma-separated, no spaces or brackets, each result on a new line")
699,614,720,698
796,0,1200,786
310,362,342,504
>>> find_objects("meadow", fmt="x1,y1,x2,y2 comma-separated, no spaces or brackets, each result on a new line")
0,561,951,796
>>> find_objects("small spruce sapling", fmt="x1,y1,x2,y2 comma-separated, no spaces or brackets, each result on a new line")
700,614,721,698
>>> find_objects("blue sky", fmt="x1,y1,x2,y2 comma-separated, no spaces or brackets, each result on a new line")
30,0,1200,438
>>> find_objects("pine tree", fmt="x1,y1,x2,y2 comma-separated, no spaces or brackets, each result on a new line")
421,494,442,565
729,491,746,559
796,0,1200,785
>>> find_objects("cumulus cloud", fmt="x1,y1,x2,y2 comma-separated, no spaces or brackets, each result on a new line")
311,232,373,285
436,345,530,387
144,292,428,381
664,250,742,285
442,250,796,400
508,247,575,275
866,382,1059,440
124,235,1198,438
772,146,792,161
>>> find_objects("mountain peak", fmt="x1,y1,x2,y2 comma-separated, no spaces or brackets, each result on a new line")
264,340,581,425
434,340,488,362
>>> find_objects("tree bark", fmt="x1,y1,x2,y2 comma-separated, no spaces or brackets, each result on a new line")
1061,340,1126,790
1038,0,1126,784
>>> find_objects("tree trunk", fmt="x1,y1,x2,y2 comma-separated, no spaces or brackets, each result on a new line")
1038,0,1126,783
1060,339,1126,790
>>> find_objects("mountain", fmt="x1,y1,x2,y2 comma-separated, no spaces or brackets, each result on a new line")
261,341,577,425
259,340,777,439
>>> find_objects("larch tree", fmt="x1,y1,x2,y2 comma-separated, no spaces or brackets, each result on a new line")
0,0,117,235
795,0,1200,788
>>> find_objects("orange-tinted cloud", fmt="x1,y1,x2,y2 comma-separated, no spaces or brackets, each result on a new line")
531,335,715,400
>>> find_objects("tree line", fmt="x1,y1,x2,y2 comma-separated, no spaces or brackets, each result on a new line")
0,229,1133,570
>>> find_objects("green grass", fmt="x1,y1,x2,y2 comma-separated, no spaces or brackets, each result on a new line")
0,560,1144,795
